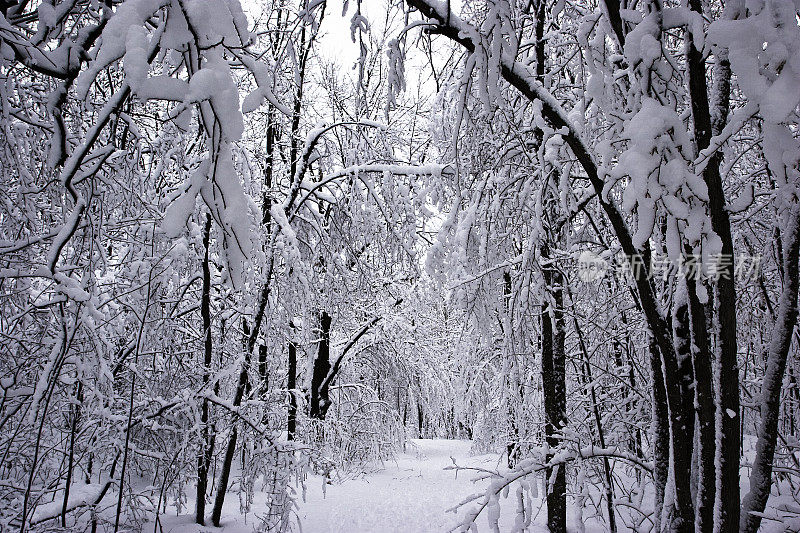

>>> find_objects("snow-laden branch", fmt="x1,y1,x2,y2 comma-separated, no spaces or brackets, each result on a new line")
46,200,85,274
30,481,113,526
289,162,448,221
446,255,523,289
236,52,294,117
405,0,677,376
282,120,389,215
693,101,758,175
43,18,165,278
445,445,653,532
320,298,405,395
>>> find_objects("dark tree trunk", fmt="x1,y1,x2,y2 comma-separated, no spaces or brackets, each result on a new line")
541,243,566,533
287,336,297,441
649,338,670,533
741,205,800,533
503,270,522,468
211,425,238,527
309,311,332,420
686,1,740,525
659,325,695,531
686,274,715,532
258,345,269,400
257,344,270,432
673,286,695,450
211,321,254,527
672,281,703,531
61,381,82,528
196,214,213,525
262,106,275,230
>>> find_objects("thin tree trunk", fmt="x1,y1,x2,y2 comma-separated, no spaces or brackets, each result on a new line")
196,213,213,525
741,202,800,533
114,273,153,533
61,381,82,528
287,335,297,441
258,345,269,422
613,308,643,460
262,106,275,230
570,286,616,532
309,311,332,420
541,242,566,533
211,321,255,526
686,274,715,532
211,424,238,527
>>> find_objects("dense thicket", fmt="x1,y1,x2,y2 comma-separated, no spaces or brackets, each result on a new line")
1,0,799,531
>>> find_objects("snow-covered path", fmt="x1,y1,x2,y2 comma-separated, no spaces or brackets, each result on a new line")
296,439,524,532
150,439,543,533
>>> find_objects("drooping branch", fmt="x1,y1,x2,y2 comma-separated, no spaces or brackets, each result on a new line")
320,298,405,395
404,0,678,415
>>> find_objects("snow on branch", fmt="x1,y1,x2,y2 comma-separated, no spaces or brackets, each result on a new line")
446,445,653,532
289,162,449,221
283,120,390,215
30,482,113,526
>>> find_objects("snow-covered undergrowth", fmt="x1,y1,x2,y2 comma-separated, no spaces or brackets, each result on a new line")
133,437,799,533
141,439,537,533
134,439,652,533
29,435,798,532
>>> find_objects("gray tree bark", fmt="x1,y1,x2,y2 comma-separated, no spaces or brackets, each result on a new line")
741,202,800,533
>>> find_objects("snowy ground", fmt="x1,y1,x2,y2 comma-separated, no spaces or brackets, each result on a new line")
53,437,800,532
148,439,555,533
295,439,536,532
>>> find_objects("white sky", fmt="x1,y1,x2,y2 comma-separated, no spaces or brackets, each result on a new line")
240,0,381,67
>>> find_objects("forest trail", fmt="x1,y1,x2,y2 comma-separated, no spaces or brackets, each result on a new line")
150,439,554,533
295,439,524,532
294,437,791,533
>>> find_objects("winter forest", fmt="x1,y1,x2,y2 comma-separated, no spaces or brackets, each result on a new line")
2,0,800,531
